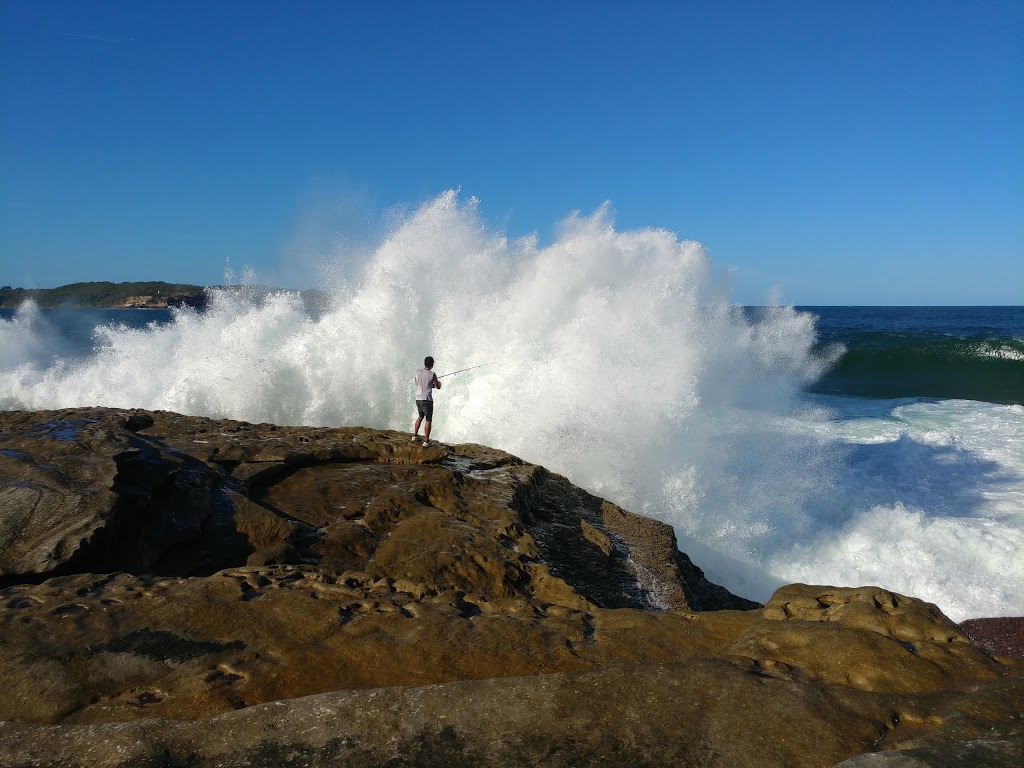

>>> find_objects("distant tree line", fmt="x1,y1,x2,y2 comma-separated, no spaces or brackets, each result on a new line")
0,281,207,308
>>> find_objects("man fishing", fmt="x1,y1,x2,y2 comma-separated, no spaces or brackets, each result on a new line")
412,356,441,447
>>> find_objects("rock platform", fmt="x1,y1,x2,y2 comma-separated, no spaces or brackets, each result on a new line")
1,407,1021,767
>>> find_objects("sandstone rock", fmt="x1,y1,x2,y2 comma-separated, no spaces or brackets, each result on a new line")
0,662,951,768
0,412,215,581
0,408,713,610
725,584,1007,693
1,663,1022,768
119,295,165,308
1,407,1022,767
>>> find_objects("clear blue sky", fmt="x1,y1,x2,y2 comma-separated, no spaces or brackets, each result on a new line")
1,1,1021,305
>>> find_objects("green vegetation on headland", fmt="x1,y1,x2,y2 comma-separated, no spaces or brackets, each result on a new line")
0,281,207,309
0,281,332,311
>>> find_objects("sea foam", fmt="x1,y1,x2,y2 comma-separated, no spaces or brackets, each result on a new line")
2,191,1022,621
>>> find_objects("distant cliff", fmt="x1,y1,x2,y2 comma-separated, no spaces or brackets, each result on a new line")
0,281,207,309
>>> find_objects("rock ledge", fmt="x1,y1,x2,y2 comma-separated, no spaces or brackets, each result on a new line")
1,408,1022,767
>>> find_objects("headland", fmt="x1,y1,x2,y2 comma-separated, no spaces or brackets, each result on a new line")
0,282,208,309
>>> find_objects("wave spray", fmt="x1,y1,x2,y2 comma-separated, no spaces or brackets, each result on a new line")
3,191,1021,620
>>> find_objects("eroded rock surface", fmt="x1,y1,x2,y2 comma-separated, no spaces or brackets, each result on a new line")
0,407,1021,767
0,408,739,611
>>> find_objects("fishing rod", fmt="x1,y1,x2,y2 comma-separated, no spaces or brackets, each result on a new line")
437,363,494,379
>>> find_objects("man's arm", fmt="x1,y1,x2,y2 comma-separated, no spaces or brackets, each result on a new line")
433,373,441,390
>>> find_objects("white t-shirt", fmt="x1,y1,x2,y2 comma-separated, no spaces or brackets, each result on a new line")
414,368,437,401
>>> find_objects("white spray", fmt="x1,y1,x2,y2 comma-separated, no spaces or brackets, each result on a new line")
2,191,1022,620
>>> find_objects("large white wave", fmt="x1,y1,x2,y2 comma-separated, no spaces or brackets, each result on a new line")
2,191,1022,621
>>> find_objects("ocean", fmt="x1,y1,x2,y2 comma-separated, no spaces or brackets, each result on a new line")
2,193,1022,621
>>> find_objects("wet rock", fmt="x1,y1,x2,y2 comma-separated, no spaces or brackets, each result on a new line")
959,616,1024,660
830,736,1024,767
0,413,216,581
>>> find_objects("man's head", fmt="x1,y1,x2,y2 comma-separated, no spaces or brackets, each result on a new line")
424,356,434,369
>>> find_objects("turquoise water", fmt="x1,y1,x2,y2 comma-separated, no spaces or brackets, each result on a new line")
803,306,1024,405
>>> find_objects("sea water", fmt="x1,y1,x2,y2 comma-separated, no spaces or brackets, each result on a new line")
2,191,1022,621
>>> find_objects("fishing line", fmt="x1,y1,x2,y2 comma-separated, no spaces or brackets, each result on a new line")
437,363,494,379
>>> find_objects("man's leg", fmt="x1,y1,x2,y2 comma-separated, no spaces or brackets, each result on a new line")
423,418,432,443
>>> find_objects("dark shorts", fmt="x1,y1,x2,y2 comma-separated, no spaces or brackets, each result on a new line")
416,399,433,421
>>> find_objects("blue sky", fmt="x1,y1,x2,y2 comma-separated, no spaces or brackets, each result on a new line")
1,1,1021,305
